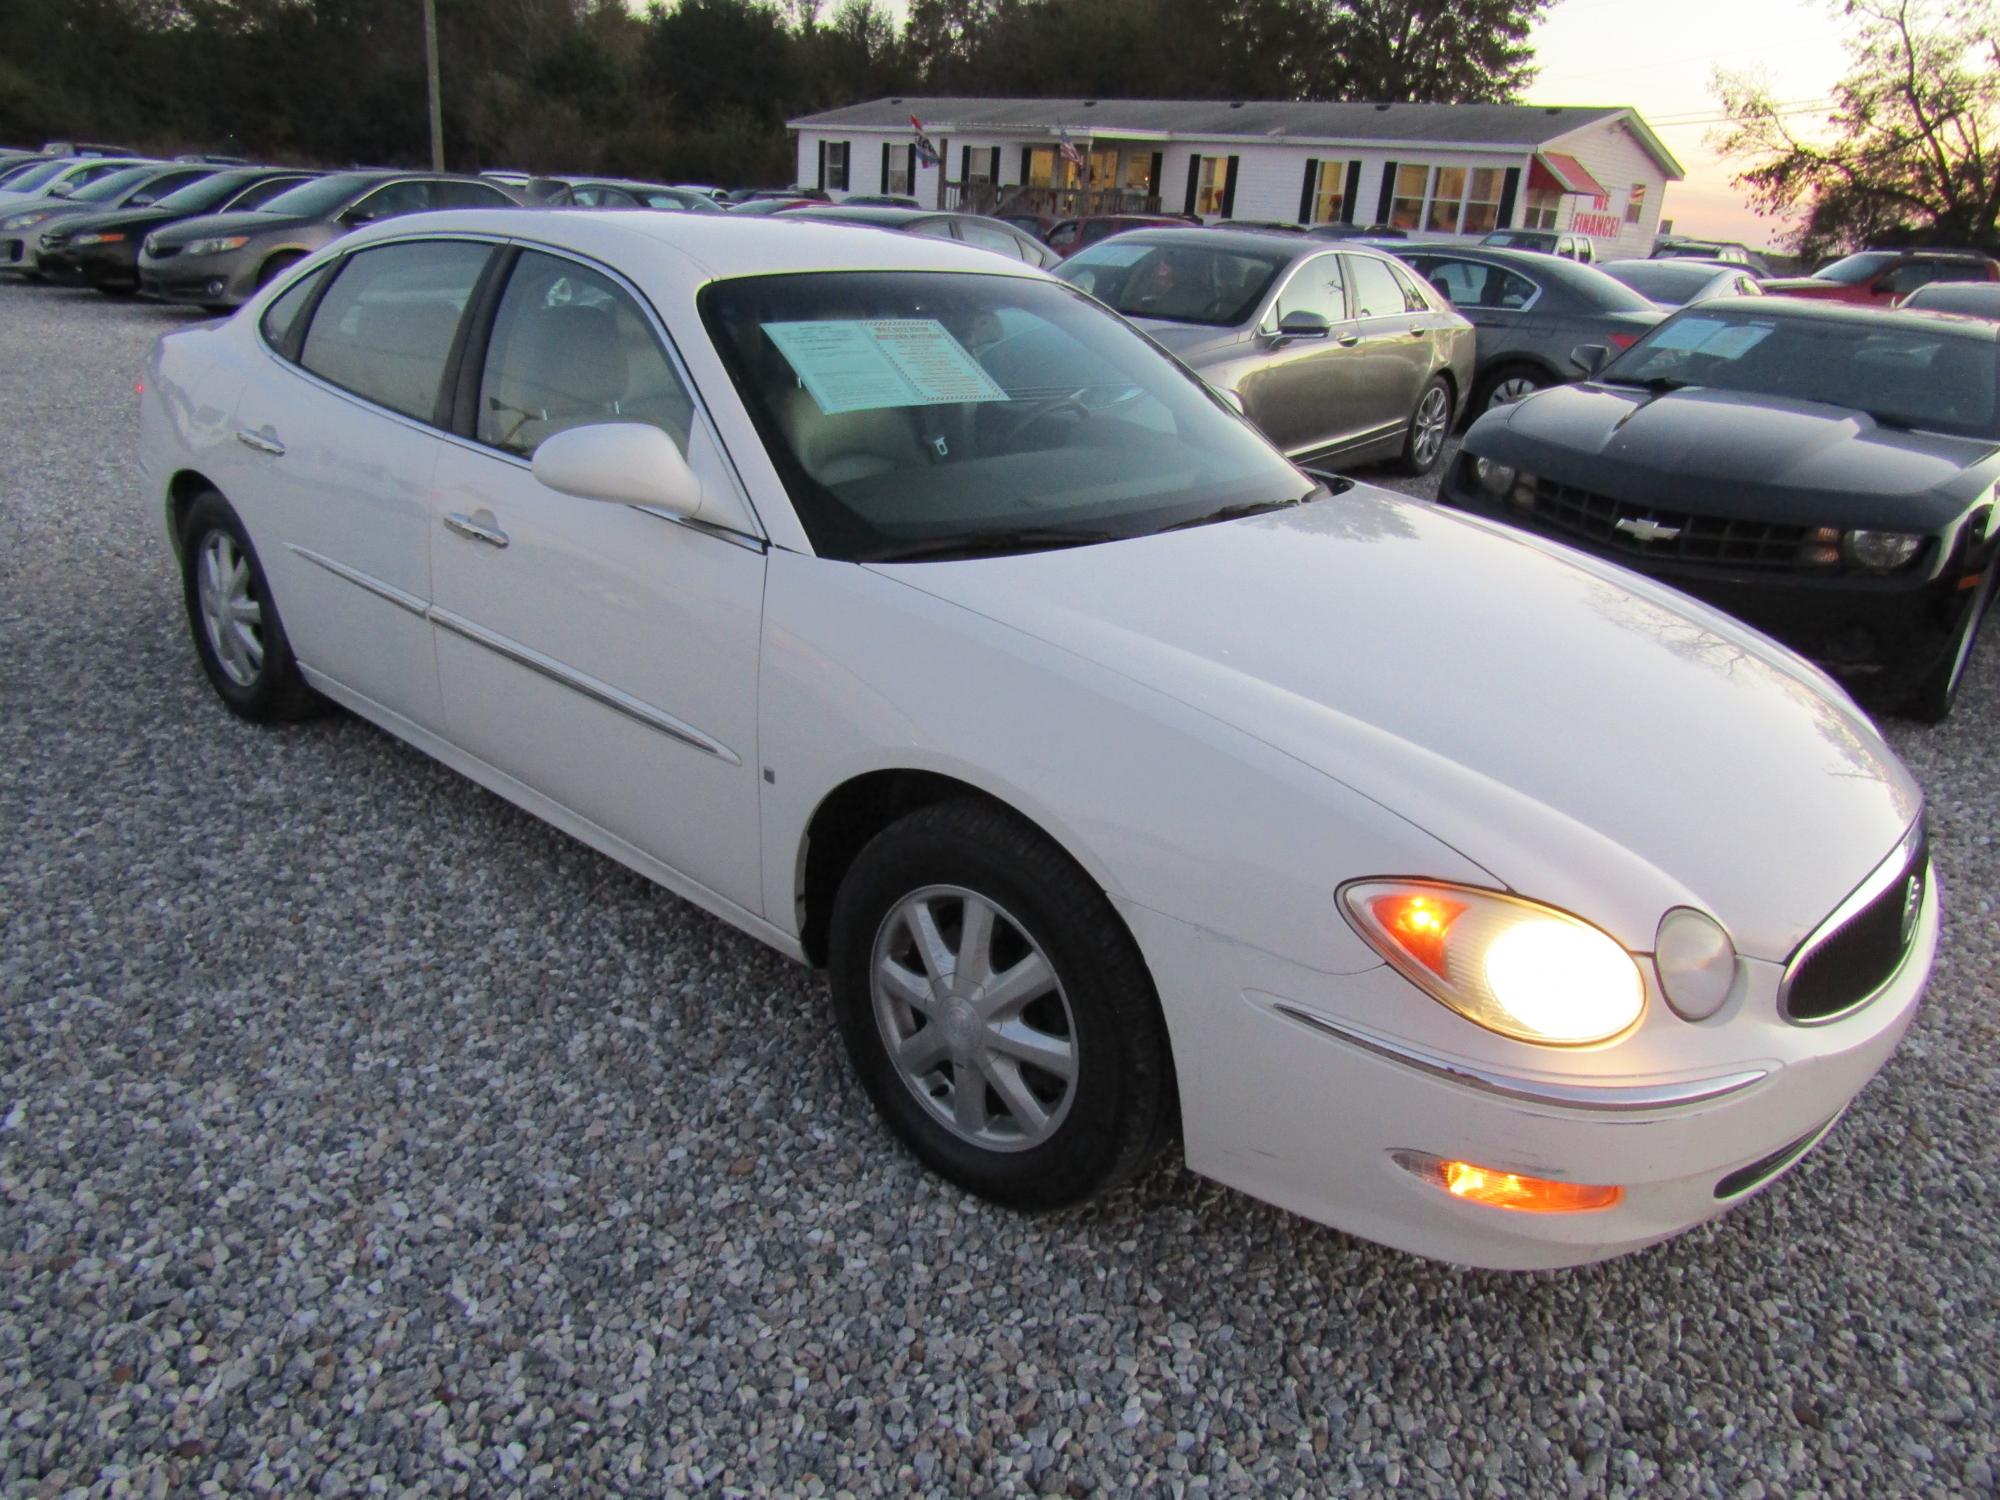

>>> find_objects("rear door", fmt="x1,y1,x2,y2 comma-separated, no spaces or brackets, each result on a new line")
426,245,768,912
1408,253,1542,370
1341,252,1429,435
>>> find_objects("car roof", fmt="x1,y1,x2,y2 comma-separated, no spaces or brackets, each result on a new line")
335,207,1050,289
788,205,950,225
1686,293,2000,342
1093,226,1320,261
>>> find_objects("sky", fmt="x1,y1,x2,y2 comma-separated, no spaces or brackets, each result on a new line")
1523,0,1851,248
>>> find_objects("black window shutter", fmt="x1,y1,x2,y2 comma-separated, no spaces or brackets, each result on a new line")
1497,166,1521,226
1342,161,1361,223
1020,145,1031,185
907,144,917,187
1298,158,1319,222
1221,156,1240,218
817,139,827,191
1376,160,1397,225
880,141,890,192
960,143,969,184
1183,153,1201,216
1148,151,1163,200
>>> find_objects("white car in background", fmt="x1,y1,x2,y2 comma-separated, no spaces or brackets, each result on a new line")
138,211,1937,1270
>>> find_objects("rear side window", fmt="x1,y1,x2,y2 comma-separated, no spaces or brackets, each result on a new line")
958,220,1037,262
1347,254,1411,318
1413,257,1537,311
350,181,435,221
475,250,694,457
227,175,310,211
1385,259,1433,312
259,263,331,354
299,240,492,420
433,180,515,208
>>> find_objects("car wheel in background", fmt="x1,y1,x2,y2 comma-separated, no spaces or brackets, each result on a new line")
255,251,303,290
178,490,325,723
1396,376,1454,476
1902,560,1995,723
1472,362,1549,420
827,799,1176,1210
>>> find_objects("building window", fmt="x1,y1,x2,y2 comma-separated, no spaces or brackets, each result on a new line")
1311,160,1347,224
1425,166,1466,233
1196,156,1228,217
1626,182,1647,225
885,147,912,196
1123,154,1154,193
966,147,997,185
1460,167,1504,235
1088,147,1118,190
824,141,849,192
1025,147,1080,190
1523,187,1561,230
1389,163,1431,231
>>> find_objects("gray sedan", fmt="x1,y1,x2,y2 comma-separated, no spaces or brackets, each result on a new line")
1056,227,1475,474
1395,244,1665,419
137,170,521,310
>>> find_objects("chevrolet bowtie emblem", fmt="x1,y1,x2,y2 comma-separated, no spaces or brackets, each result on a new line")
1615,516,1682,543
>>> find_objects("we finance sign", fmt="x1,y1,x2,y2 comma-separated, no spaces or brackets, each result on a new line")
1572,195,1626,238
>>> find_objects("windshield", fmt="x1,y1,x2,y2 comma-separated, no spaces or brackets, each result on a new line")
257,173,375,218
70,166,155,203
2,159,71,193
1813,251,1898,285
1056,240,1288,327
636,188,720,211
1602,308,2000,437
701,270,1309,561
1482,231,1551,248
153,170,265,214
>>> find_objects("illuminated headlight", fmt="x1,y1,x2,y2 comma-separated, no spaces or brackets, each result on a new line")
1845,529,1923,571
1,210,53,231
181,235,250,257
1653,908,1737,1021
1341,881,1645,1045
1472,457,1516,496
69,231,126,247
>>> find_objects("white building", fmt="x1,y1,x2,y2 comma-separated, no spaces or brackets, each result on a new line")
787,97,1684,259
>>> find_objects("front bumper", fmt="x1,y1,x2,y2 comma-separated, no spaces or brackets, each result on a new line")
138,249,258,308
36,239,139,289
0,232,43,273
1438,466,1972,698
1118,863,1935,1270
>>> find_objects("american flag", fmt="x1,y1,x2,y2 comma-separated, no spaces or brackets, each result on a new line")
910,115,941,167
1056,126,1084,172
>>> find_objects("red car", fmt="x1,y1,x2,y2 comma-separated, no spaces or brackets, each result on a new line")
1762,247,1998,305
1044,214,1189,257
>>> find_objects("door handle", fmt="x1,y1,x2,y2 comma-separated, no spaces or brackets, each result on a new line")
236,429,285,457
444,512,509,548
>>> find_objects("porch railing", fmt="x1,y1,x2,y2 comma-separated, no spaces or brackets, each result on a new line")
945,183,1162,218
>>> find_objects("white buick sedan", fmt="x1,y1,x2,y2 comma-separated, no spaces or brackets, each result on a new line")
140,211,1936,1269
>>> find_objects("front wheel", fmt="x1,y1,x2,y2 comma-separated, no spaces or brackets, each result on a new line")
179,491,326,723
1901,561,1994,723
1396,376,1454,475
827,800,1176,1210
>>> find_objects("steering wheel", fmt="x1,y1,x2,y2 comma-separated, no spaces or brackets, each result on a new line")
994,391,1091,448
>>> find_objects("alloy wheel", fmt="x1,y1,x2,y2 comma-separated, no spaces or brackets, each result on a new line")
870,884,1078,1152
195,530,264,688
1412,385,1450,466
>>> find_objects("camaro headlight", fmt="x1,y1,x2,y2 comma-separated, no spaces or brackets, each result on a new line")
1,210,52,231
1341,880,1644,1045
181,235,250,257
69,231,125,247
1845,529,1923,571
1472,457,1516,496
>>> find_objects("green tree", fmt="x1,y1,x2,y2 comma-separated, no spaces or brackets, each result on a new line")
1316,0,1552,103
1715,0,2000,258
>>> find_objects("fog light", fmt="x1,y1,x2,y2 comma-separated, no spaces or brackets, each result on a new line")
1395,1151,1623,1213
1655,907,1737,1021
206,278,225,296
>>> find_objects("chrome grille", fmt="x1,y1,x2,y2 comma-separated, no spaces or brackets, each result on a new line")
1522,479,1811,570
1781,823,1928,1024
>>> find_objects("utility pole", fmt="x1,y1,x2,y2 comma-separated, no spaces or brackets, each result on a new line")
422,0,445,170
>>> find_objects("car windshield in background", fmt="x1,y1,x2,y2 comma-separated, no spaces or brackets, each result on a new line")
1812,251,1899,285
1602,261,1717,303
69,166,156,203
701,270,1308,562
256,173,373,217
1055,240,1289,327
1603,309,2000,438
1482,231,1551,249
152,171,265,214
4,160,74,193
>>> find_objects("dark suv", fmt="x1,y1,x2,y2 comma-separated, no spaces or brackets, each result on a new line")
138,170,521,309
1763,248,1999,306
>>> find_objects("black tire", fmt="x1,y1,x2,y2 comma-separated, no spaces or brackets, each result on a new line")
1900,561,1995,723
255,251,303,289
178,490,326,723
1470,361,1550,421
827,799,1176,1210
1395,375,1454,476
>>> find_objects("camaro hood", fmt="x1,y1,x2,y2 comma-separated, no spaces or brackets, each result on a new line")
874,488,1921,959
1479,383,1995,525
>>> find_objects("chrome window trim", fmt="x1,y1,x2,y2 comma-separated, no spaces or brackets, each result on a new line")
1778,817,1929,1026
1269,1003,1769,1111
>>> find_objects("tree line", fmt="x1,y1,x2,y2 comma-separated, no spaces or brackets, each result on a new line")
0,0,1551,186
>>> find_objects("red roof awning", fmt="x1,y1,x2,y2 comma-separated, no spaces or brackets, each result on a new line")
1529,151,1609,198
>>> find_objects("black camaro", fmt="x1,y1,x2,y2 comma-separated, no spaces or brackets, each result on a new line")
1443,297,1999,721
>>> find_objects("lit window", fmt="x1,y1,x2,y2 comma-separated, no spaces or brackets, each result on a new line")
824,141,849,192
1390,164,1431,231
1626,182,1647,225
1311,160,1347,224
1426,167,1466,233
1523,187,1561,230
1461,168,1504,236
1196,157,1228,217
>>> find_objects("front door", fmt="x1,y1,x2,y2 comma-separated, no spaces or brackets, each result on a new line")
1237,252,1367,456
426,248,768,913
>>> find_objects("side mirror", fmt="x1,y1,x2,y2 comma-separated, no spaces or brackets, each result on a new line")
338,207,377,226
532,422,705,519
1274,310,1332,342
48,180,74,198
1571,342,1612,377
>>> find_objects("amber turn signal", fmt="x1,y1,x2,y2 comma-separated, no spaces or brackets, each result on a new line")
1395,1151,1623,1213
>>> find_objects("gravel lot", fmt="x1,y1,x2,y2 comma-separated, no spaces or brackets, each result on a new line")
2,278,1996,1499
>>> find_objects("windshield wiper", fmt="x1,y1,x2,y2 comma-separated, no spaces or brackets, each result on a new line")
869,526,1120,563
1155,493,1313,534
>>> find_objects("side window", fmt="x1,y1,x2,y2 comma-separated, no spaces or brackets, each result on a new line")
908,218,957,241
1346,254,1411,318
299,240,491,421
351,181,435,222
227,175,309,211
1047,221,1081,252
1386,259,1432,312
1932,260,1988,284
959,220,1035,262
1881,263,1935,296
259,262,332,354
1273,254,1346,324
431,180,513,208
130,169,207,206
476,250,695,458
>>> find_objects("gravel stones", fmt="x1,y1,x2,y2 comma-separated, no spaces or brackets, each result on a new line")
2,281,1996,1497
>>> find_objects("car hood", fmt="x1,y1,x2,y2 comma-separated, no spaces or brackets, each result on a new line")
1759,277,1852,298
45,203,190,238
149,209,299,245
1132,319,1250,366
872,488,1920,960
1475,383,1995,525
